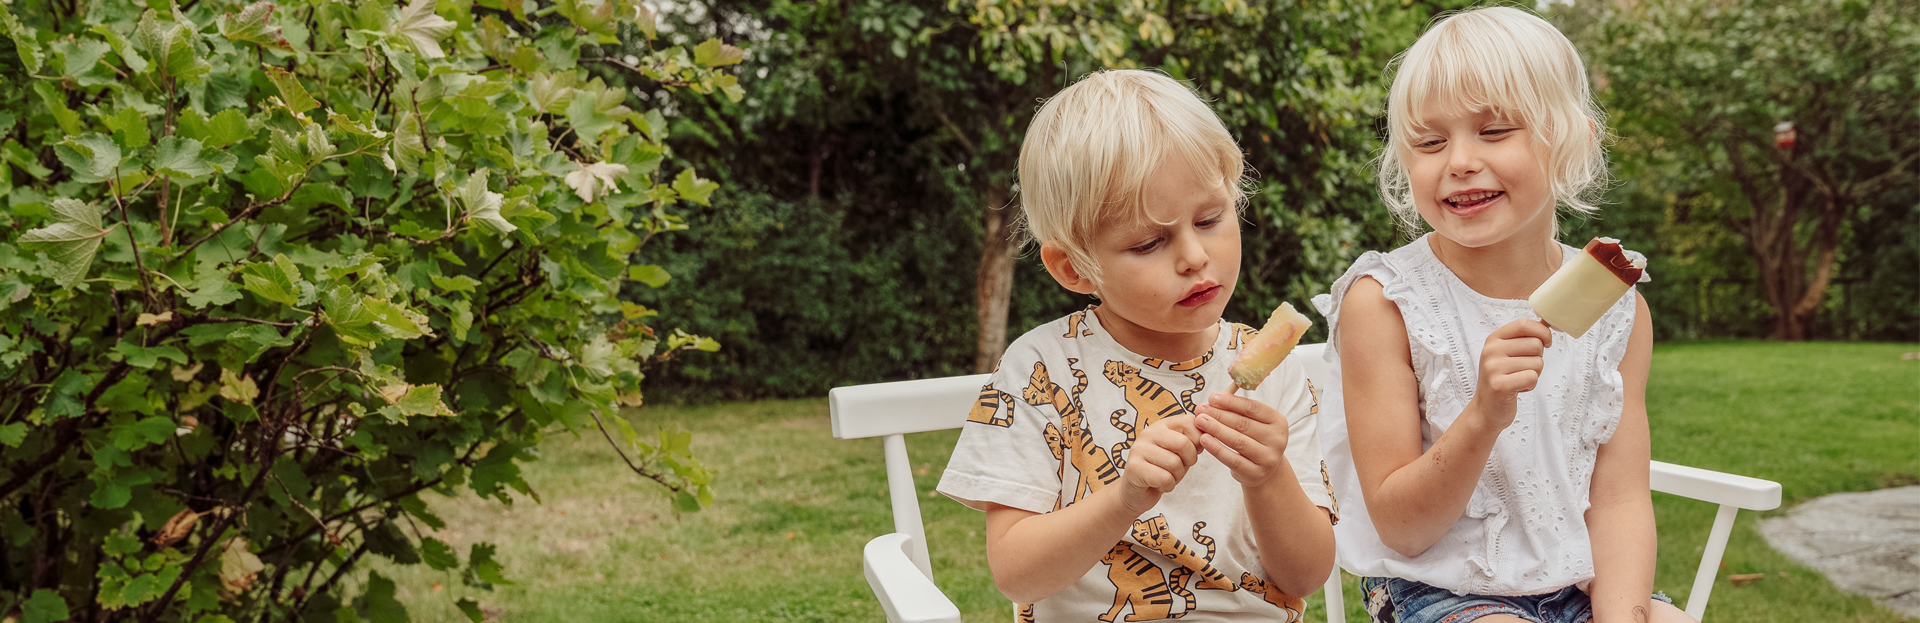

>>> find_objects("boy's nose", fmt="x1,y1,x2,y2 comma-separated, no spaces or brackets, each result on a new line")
1172,232,1208,273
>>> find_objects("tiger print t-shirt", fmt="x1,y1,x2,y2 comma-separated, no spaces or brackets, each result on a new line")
937,306,1335,622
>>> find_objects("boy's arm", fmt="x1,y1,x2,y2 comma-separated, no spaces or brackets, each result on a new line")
983,417,1201,604
1196,391,1335,598
1340,276,1552,557
1586,294,1661,623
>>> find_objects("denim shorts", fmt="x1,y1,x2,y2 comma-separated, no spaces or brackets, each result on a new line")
1361,577,1674,623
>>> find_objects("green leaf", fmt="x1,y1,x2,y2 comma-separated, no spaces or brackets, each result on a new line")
564,92,617,145
420,537,458,571
671,168,719,206
33,82,81,136
2,139,53,179
219,1,294,51
454,599,483,623
54,134,124,184
107,107,153,150
458,169,516,234
465,543,512,586
691,38,745,67
237,255,304,306
391,111,426,175
363,572,410,623
136,11,211,83
181,109,255,150
394,0,456,59
186,267,242,308
153,137,216,178
1,6,46,73
626,264,670,287
113,341,188,369
429,274,479,293
264,65,319,114
22,589,69,623
447,298,472,341
18,199,109,287
0,422,26,447
110,416,176,451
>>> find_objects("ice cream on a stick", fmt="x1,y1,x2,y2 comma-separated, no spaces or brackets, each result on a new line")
1528,237,1646,338
1227,302,1313,391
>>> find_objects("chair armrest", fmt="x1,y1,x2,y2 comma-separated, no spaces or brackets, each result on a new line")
1650,460,1782,511
863,533,963,623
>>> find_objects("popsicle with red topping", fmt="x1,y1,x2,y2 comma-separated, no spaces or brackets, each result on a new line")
1228,302,1313,391
1528,237,1646,338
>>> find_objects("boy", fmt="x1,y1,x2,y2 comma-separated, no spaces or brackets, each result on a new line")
935,70,1337,621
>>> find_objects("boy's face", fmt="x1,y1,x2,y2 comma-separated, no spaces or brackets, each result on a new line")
1063,156,1241,358
1404,104,1556,250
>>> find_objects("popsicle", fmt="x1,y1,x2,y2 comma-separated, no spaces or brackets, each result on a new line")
1528,237,1646,338
1227,302,1313,391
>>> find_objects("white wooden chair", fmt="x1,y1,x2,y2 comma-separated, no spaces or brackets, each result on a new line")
830,344,1783,622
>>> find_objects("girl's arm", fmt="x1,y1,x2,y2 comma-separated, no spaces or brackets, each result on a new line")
1585,294,1661,623
982,417,1201,604
1339,276,1551,557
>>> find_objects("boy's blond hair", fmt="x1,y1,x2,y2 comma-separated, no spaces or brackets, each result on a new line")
1014,69,1246,286
1378,6,1610,237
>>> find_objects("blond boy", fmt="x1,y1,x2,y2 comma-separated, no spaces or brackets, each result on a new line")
935,70,1336,622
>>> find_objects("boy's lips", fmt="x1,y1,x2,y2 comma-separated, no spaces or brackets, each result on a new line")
1443,189,1504,218
1177,284,1222,307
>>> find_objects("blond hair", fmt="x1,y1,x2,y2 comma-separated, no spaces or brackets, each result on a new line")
1014,69,1246,286
1378,6,1610,237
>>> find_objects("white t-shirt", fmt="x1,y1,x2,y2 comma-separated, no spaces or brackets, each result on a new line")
1311,235,1647,596
937,307,1335,622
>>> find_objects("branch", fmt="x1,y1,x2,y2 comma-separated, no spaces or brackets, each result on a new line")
588,409,684,493
930,107,978,156
178,181,312,258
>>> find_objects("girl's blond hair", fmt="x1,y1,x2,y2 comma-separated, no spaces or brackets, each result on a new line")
1378,6,1610,237
1014,69,1246,286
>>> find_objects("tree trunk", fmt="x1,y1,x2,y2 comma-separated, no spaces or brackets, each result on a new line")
974,184,1016,373
1726,137,1825,341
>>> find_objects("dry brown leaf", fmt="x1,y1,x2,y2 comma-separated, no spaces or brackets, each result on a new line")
153,507,201,548
378,382,412,404
218,537,265,600
171,362,205,382
137,311,174,326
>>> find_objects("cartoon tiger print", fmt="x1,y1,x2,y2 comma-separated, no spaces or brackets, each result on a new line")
1102,361,1194,468
1130,515,1235,591
1017,604,1036,623
1022,359,1117,504
1098,542,1196,622
1227,323,1255,350
1167,350,1212,372
966,382,1015,428
1063,310,1095,338
1238,573,1306,622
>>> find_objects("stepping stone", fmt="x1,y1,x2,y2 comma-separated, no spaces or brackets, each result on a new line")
1758,486,1920,618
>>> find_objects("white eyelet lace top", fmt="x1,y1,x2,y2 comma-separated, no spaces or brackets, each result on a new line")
1310,234,1648,596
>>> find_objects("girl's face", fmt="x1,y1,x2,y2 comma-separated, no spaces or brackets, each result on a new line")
1404,105,1556,249
1057,156,1241,360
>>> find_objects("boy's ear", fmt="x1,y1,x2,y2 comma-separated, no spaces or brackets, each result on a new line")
1040,242,1098,296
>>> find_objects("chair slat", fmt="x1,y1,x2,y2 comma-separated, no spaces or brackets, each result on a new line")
830,374,989,440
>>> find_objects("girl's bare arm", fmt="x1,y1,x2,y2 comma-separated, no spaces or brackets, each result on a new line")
1339,276,1550,557
1585,295,1665,623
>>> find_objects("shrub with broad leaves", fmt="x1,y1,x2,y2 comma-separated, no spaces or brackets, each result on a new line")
0,0,739,619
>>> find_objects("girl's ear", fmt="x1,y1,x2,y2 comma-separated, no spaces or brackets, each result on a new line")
1040,242,1098,296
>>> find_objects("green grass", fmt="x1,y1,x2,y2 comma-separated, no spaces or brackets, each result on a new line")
370,341,1919,622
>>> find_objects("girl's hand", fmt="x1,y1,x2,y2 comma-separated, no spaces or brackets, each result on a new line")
1194,392,1292,488
1119,415,1200,515
1472,318,1553,430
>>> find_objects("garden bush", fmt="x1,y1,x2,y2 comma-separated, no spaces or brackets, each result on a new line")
0,0,737,619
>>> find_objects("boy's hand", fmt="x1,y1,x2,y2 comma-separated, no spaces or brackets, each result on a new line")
1119,415,1200,515
1472,318,1553,431
1194,392,1292,488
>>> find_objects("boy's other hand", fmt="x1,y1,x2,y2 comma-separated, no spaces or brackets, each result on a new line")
1472,318,1553,430
1120,414,1200,515
1195,392,1292,488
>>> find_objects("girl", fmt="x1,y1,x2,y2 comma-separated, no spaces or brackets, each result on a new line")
1311,7,1691,623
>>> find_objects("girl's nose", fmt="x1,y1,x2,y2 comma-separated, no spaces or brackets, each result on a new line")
1447,141,1483,177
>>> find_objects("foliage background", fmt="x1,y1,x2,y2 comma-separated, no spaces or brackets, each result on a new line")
634,0,1917,402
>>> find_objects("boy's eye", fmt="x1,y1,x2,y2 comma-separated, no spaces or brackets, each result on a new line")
1482,127,1517,138
1129,238,1162,253
1414,138,1446,150
1195,214,1225,229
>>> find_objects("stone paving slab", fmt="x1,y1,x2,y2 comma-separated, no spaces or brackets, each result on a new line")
1758,486,1920,618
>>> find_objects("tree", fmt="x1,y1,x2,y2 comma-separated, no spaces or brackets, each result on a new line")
0,0,734,618
1577,0,1919,340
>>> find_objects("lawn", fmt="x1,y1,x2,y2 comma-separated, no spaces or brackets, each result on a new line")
369,341,1919,622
